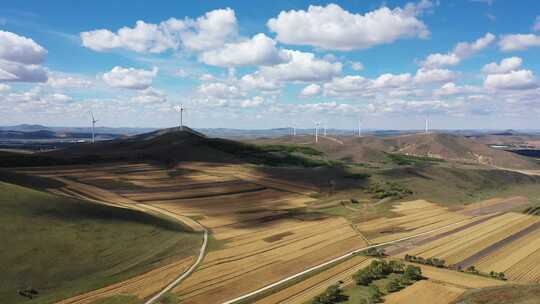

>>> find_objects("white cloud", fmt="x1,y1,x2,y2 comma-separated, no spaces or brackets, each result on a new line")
240,72,280,92
267,2,431,51
102,66,158,90
47,72,92,88
196,82,242,100
259,50,342,82
199,33,289,67
421,33,495,68
50,93,73,103
0,30,47,64
499,34,540,52
240,96,265,108
0,83,10,92
131,87,167,104
482,57,522,74
414,68,458,83
299,84,321,97
350,62,364,71
374,73,412,88
533,16,540,31
434,82,479,96
0,31,48,83
484,70,538,90
80,8,238,53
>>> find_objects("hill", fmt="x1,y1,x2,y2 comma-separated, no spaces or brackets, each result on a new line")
0,126,335,168
0,178,200,304
249,133,539,170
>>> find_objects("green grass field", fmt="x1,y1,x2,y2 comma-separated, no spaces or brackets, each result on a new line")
0,181,201,304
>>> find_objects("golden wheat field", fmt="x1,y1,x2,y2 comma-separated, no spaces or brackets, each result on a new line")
15,162,367,303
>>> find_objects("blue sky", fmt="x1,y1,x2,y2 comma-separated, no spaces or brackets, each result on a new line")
1,0,539,129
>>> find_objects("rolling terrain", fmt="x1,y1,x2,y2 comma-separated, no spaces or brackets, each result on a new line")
3,127,540,304
250,132,540,170
0,178,200,304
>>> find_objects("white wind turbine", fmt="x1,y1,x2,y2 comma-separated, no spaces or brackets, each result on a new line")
175,104,186,130
358,118,363,137
315,122,320,143
90,111,98,143
425,114,429,135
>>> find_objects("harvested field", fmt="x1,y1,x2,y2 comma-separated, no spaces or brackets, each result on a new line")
13,162,367,303
460,196,530,216
356,200,473,244
252,256,372,304
401,212,540,266
384,280,466,304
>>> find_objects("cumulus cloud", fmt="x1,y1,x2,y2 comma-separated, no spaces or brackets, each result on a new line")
414,68,458,83
47,72,92,88
81,8,238,53
259,50,342,82
0,31,48,83
499,34,540,52
240,72,281,92
196,82,242,100
267,2,432,51
484,70,538,90
482,57,522,74
299,84,321,98
102,66,158,90
421,33,495,68
199,33,289,67
240,96,265,108
131,87,167,104
350,62,364,71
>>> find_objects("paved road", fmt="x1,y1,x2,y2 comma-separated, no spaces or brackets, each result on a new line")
221,217,473,304
144,225,209,304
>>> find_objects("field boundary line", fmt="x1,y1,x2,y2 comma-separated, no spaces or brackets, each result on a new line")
222,217,473,304
144,225,208,304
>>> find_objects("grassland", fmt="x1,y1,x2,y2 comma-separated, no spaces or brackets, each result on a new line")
0,181,200,304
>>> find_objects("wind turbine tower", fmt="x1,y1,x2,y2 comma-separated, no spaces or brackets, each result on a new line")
293,126,296,136
90,112,98,144
315,122,320,143
177,104,186,130
358,118,362,137
425,115,429,135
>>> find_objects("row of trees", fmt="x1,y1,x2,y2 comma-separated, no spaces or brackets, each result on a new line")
353,260,422,286
404,254,446,268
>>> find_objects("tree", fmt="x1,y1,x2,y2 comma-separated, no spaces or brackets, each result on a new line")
311,284,343,304
404,265,422,281
354,270,373,286
367,285,382,303
389,260,405,273
386,278,401,293
498,272,507,280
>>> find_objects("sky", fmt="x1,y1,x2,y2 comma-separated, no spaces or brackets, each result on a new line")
0,0,540,130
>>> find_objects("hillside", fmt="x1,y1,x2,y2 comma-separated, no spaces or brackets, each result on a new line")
0,127,332,168
250,133,539,170
0,179,200,304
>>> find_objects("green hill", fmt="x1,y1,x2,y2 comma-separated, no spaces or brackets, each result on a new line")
0,181,200,304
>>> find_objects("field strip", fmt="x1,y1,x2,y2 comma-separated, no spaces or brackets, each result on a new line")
221,217,474,304
455,220,540,268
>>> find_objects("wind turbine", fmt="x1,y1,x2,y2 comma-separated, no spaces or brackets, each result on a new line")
90,112,98,143
176,104,186,130
358,118,363,137
425,114,429,135
292,125,296,136
315,122,320,143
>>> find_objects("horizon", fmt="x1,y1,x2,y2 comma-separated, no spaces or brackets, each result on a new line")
1,1,540,129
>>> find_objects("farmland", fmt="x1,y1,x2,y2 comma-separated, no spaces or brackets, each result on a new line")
10,162,367,303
